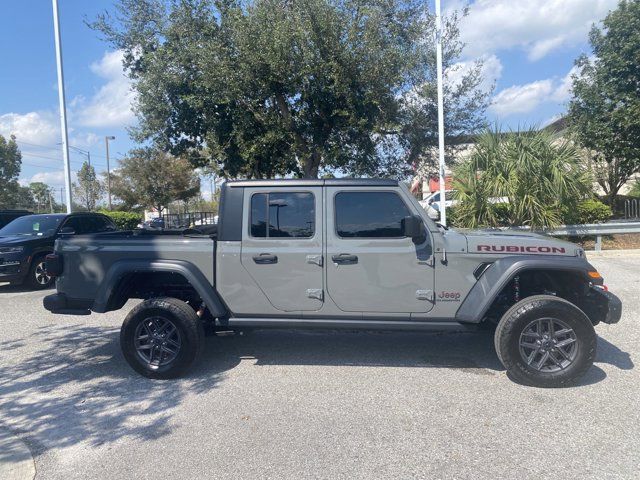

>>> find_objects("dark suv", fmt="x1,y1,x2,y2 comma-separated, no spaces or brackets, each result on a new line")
0,212,116,289
0,210,33,229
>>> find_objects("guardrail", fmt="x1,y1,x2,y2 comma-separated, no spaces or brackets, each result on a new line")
540,222,640,252
505,222,640,251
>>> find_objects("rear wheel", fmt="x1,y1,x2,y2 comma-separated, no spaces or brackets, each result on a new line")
495,295,596,387
27,257,54,289
120,297,204,379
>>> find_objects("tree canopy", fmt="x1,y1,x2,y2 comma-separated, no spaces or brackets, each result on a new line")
568,0,640,203
92,0,490,179
0,134,23,208
110,147,200,214
73,161,104,211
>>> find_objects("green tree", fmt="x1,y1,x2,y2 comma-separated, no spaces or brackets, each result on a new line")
452,128,592,229
0,134,23,208
568,0,640,204
13,186,37,210
29,182,54,213
110,148,200,214
73,161,104,211
92,0,489,179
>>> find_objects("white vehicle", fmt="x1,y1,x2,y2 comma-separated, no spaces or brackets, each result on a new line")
420,190,509,220
419,190,457,219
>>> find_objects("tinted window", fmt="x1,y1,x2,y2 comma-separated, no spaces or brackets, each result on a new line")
60,217,84,234
60,216,116,235
335,192,412,238
85,216,117,233
250,192,315,238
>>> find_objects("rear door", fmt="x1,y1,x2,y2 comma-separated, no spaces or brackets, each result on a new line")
325,188,435,314
240,187,323,312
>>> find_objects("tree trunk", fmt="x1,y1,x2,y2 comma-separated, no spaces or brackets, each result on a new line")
302,150,322,178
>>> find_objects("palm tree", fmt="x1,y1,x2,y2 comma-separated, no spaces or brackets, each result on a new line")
453,127,592,229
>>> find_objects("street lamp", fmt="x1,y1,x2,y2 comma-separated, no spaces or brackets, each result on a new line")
105,136,115,210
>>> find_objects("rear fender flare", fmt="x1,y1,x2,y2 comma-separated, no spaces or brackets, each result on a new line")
92,259,227,317
455,255,595,323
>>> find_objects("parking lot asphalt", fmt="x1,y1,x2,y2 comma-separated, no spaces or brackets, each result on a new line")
0,254,638,480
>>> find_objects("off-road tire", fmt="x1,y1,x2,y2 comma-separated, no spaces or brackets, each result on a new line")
120,297,204,379
27,256,54,289
495,295,596,388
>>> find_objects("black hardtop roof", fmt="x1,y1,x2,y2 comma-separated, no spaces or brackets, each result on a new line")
225,178,398,188
27,212,110,218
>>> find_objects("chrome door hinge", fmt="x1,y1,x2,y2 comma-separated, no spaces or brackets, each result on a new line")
306,254,323,267
416,289,435,301
306,289,324,301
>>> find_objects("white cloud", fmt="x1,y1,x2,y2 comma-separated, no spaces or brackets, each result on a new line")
76,50,136,128
0,111,59,145
20,170,77,187
446,54,503,93
490,79,554,116
489,62,584,117
458,0,618,61
1,50,135,161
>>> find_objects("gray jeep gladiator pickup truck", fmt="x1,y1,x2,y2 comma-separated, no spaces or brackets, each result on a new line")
43,179,621,387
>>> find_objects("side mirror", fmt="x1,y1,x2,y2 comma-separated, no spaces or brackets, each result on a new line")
401,215,423,240
59,226,75,235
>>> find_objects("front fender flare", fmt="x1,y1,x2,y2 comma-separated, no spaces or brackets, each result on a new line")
455,255,595,323
92,259,227,317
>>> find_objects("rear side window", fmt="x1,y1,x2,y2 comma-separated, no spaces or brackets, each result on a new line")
85,216,117,233
250,192,315,238
335,191,412,238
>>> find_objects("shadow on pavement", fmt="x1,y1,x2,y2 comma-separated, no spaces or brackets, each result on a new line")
0,324,631,455
0,324,227,456
0,283,53,294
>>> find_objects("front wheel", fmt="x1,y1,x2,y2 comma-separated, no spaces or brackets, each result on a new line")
495,295,597,388
120,297,204,379
28,257,54,289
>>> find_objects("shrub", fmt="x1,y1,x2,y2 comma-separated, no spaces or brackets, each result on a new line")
562,199,612,225
453,127,592,229
100,210,142,230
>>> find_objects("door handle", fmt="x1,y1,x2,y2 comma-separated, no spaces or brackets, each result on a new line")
253,253,278,264
332,253,358,265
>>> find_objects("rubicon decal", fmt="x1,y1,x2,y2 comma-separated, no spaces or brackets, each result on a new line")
477,245,566,254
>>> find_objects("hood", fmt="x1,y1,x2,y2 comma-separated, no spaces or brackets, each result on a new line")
0,235,52,247
460,228,581,257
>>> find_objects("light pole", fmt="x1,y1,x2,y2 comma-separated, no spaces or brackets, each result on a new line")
51,0,73,213
105,136,115,210
435,0,447,226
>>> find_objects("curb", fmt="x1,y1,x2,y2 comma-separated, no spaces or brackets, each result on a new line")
0,430,36,480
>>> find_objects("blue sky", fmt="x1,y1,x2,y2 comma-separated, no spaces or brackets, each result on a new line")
0,0,619,198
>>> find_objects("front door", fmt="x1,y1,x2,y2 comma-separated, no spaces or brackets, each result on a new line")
240,187,323,312
325,188,435,313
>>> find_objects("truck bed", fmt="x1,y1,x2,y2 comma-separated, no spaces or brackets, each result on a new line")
53,230,215,308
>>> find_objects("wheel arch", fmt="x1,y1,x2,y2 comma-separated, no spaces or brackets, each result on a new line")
456,255,596,324
92,259,227,318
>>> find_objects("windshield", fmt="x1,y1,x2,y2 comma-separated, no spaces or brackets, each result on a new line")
0,215,63,237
